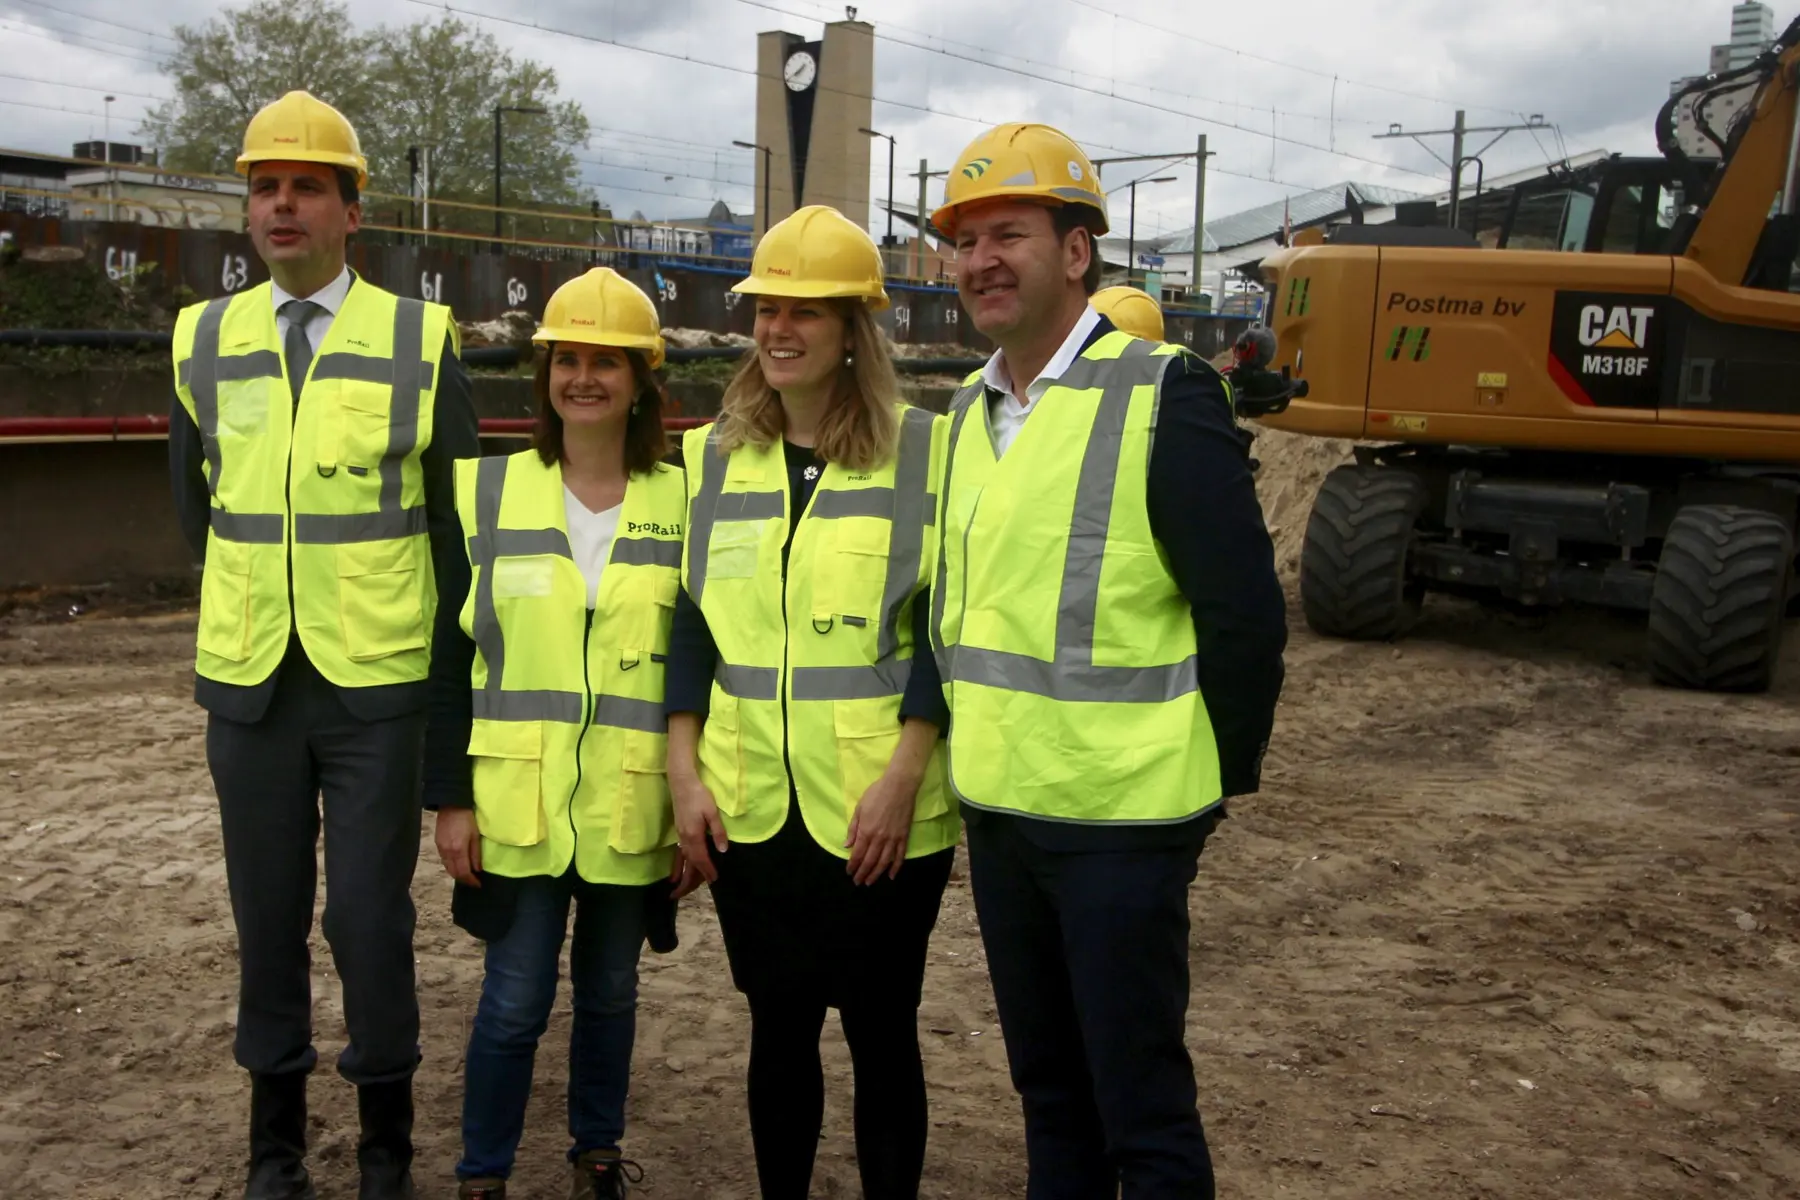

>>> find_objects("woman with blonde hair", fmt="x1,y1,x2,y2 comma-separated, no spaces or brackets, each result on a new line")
665,205,958,1200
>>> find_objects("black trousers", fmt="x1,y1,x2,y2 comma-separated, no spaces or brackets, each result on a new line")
206,654,424,1085
965,813,1214,1200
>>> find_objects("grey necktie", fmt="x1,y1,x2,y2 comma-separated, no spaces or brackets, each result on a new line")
279,299,324,405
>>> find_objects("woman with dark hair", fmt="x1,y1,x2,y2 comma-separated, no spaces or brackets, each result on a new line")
422,267,685,1200
665,205,958,1200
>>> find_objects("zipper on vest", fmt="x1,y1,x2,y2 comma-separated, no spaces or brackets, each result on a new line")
567,605,597,864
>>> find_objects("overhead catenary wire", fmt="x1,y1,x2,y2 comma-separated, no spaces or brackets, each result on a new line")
0,17,164,67
402,0,1451,189
8,0,179,45
0,71,165,101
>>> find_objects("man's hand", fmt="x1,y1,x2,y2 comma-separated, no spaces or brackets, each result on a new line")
435,807,481,887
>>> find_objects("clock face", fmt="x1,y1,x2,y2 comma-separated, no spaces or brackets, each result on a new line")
784,50,817,92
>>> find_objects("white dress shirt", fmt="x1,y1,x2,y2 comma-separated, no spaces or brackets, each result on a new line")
270,265,353,354
565,490,622,609
981,304,1102,459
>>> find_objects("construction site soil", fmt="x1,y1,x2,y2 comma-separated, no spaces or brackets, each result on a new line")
2,429,1798,1198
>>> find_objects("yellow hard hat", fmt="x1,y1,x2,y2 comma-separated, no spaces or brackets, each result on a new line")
1091,286,1165,342
533,268,666,370
236,90,369,189
730,205,890,311
930,122,1109,238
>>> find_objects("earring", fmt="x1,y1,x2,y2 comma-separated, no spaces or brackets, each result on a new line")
631,401,640,414
844,353,855,367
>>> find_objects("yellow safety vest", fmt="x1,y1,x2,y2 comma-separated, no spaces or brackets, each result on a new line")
455,451,685,885
171,279,454,690
931,331,1223,823
680,404,958,860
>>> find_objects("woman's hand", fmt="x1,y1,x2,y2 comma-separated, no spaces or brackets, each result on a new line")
845,769,920,885
435,807,482,887
669,772,728,897
845,717,939,886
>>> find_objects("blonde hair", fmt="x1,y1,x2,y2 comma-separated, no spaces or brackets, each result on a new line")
713,301,900,472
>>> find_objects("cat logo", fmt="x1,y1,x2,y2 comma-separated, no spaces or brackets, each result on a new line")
1578,304,1655,350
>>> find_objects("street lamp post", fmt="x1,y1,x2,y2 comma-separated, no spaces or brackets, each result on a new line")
1124,175,1178,287
859,126,895,249
103,94,115,222
493,103,548,251
732,140,773,238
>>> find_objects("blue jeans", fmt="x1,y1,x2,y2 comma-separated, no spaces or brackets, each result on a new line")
457,875,648,1181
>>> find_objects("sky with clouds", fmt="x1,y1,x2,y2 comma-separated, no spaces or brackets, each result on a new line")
0,0,1752,238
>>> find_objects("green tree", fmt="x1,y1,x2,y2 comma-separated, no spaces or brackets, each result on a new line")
363,17,596,244
141,0,595,244
141,0,379,177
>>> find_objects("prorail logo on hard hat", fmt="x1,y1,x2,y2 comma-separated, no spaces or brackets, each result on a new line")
570,317,595,325
765,266,792,275
961,157,993,180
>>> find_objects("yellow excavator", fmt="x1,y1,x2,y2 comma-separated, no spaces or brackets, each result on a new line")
1247,12,1800,691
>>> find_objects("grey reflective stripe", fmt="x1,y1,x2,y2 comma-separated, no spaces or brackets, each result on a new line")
810,488,895,519
293,506,428,544
472,688,583,723
471,456,510,716
940,344,1193,704
876,405,934,662
685,426,727,604
930,398,978,673
180,350,283,389
187,296,233,501
949,647,1197,704
611,537,681,567
312,352,436,392
716,490,785,521
791,660,912,701
477,527,572,561
592,694,666,733
381,299,427,519
210,509,284,544
715,662,780,701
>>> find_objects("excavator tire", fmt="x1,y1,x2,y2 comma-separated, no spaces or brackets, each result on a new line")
1647,504,1794,693
1300,464,1427,641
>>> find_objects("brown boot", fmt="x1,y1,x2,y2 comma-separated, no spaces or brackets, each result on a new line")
569,1148,643,1199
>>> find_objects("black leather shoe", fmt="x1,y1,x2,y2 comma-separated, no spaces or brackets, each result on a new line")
245,1072,316,1200
458,1180,506,1200
355,1079,415,1200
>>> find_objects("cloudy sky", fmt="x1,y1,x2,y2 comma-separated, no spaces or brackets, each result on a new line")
0,0,1746,237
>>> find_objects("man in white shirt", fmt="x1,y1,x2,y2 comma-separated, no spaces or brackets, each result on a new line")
168,92,479,1200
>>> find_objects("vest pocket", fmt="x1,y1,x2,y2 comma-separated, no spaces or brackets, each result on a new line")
336,539,427,661
470,719,547,847
834,699,950,825
815,521,890,626
708,522,762,580
611,730,675,854
702,689,748,818
197,534,254,663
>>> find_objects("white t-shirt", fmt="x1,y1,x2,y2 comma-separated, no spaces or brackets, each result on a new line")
982,304,1102,458
270,265,352,353
564,488,622,609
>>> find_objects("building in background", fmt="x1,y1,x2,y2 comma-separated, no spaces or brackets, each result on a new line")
618,199,753,262
0,142,247,228
1670,2,1776,160
749,19,873,237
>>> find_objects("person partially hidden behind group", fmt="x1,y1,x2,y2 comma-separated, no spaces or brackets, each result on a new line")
423,267,686,1200
665,204,961,1200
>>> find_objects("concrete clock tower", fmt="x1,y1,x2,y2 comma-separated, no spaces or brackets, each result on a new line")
751,18,873,237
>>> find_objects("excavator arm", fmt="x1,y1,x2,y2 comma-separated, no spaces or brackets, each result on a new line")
1680,12,1800,287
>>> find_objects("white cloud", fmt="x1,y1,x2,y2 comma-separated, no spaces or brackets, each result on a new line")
0,0,1750,230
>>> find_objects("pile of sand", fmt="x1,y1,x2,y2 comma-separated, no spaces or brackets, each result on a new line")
663,327,754,351
1247,426,1356,579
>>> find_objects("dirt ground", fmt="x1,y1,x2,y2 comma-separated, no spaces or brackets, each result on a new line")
3,433,1799,1198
